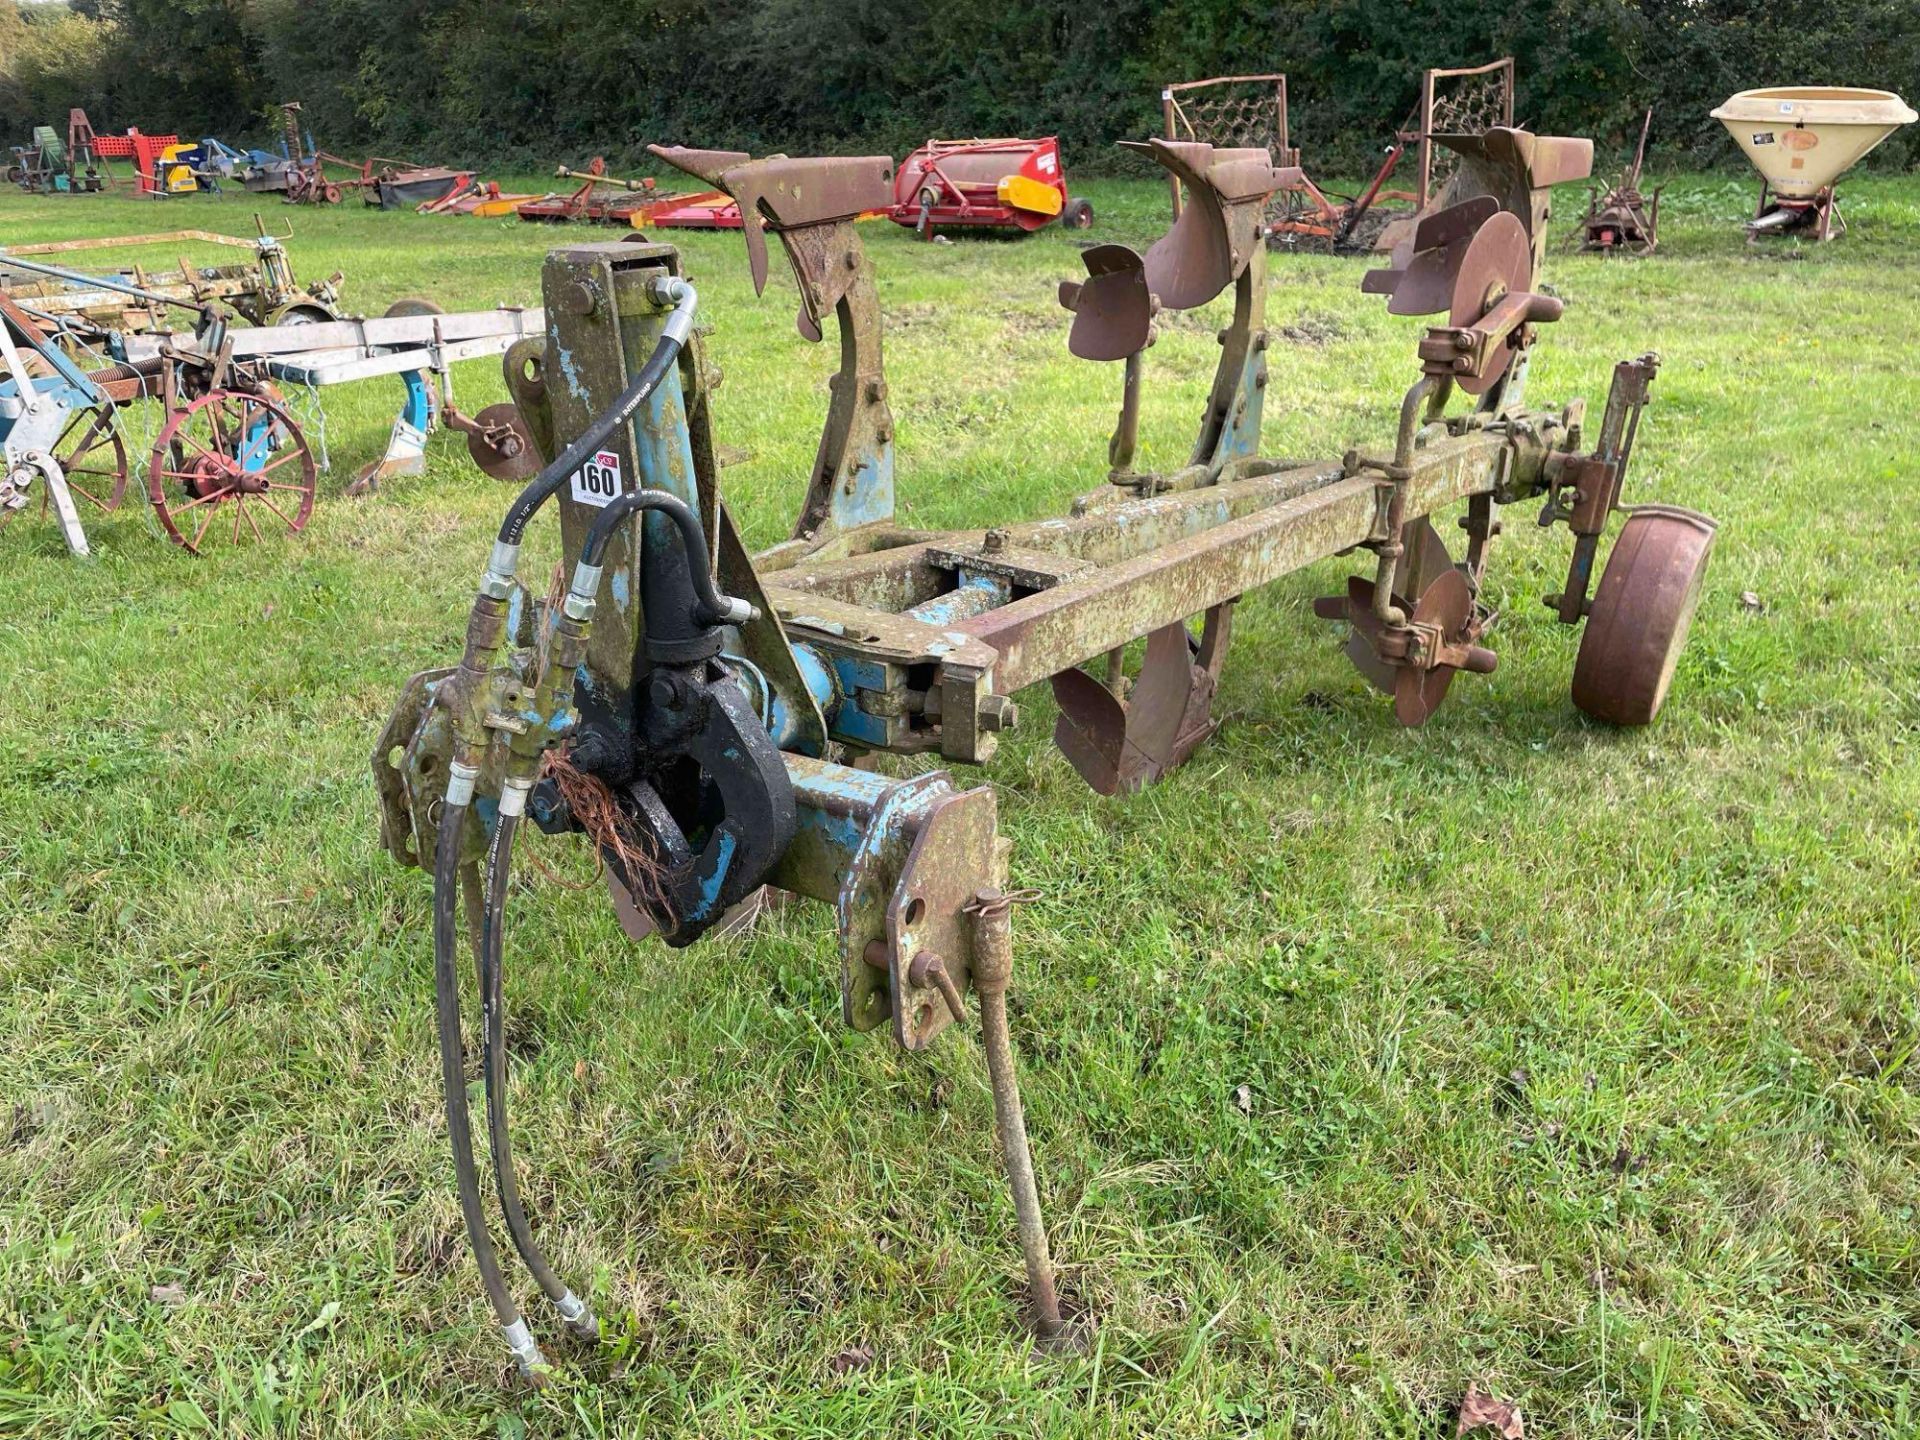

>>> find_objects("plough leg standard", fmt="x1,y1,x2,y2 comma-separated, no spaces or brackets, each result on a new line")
375,130,1716,1376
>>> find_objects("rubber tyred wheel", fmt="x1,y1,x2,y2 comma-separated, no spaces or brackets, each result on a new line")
147,389,317,555
1572,505,1717,726
1061,196,1094,230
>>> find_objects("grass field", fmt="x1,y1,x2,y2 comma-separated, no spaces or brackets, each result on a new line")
2,165,1918,1438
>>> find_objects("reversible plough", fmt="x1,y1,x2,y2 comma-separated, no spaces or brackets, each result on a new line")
373,129,1717,1376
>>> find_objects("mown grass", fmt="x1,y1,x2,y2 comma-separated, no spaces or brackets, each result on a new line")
1,165,1917,1438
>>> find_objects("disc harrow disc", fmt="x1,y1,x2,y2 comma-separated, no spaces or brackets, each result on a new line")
1395,567,1475,726
465,403,539,481
1449,211,1531,395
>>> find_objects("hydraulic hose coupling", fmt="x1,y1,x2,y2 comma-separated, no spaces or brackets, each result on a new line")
647,273,698,345
500,1317,549,1382
480,537,522,602
444,757,482,810
563,560,604,626
555,1288,600,1343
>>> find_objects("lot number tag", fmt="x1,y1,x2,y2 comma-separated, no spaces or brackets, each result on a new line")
572,450,623,507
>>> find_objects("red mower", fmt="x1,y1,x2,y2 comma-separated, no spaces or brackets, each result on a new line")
888,137,1092,239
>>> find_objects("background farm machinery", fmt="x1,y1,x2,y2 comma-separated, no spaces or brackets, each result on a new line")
517,159,666,225
887,137,1093,237
372,127,1716,1375
0,248,542,555
0,224,345,331
1578,109,1661,254
521,143,1090,237
240,102,474,210
1166,60,1515,253
1,284,317,557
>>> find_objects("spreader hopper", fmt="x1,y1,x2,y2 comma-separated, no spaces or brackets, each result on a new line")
1712,86,1916,239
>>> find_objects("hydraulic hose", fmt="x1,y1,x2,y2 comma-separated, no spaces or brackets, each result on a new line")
432,782,548,1380
478,801,598,1341
563,489,754,628
493,278,698,553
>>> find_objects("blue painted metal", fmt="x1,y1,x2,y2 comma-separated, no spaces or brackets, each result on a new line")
399,368,433,432
769,642,840,748
828,432,895,534
239,412,278,473
903,571,1011,628
1208,332,1266,464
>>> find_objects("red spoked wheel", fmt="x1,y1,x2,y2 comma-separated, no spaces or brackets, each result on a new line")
147,389,317,554
0,405,128,539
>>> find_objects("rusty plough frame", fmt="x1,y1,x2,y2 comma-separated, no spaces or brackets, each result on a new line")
373,127,1717,1378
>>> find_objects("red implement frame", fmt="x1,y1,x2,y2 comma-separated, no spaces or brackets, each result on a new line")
92,129,179,196
636,190,745,229
887,137,1070,234
515,159,660,224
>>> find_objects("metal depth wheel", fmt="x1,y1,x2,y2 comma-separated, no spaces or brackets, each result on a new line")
0,406,128,539
1572,505,1717,726
266,301,339,326
147,389,317,555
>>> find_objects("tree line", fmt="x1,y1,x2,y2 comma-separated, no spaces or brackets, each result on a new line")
4,0,1916,177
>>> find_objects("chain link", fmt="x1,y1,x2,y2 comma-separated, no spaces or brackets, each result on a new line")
1426,69,1513,197
280,374,330,474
